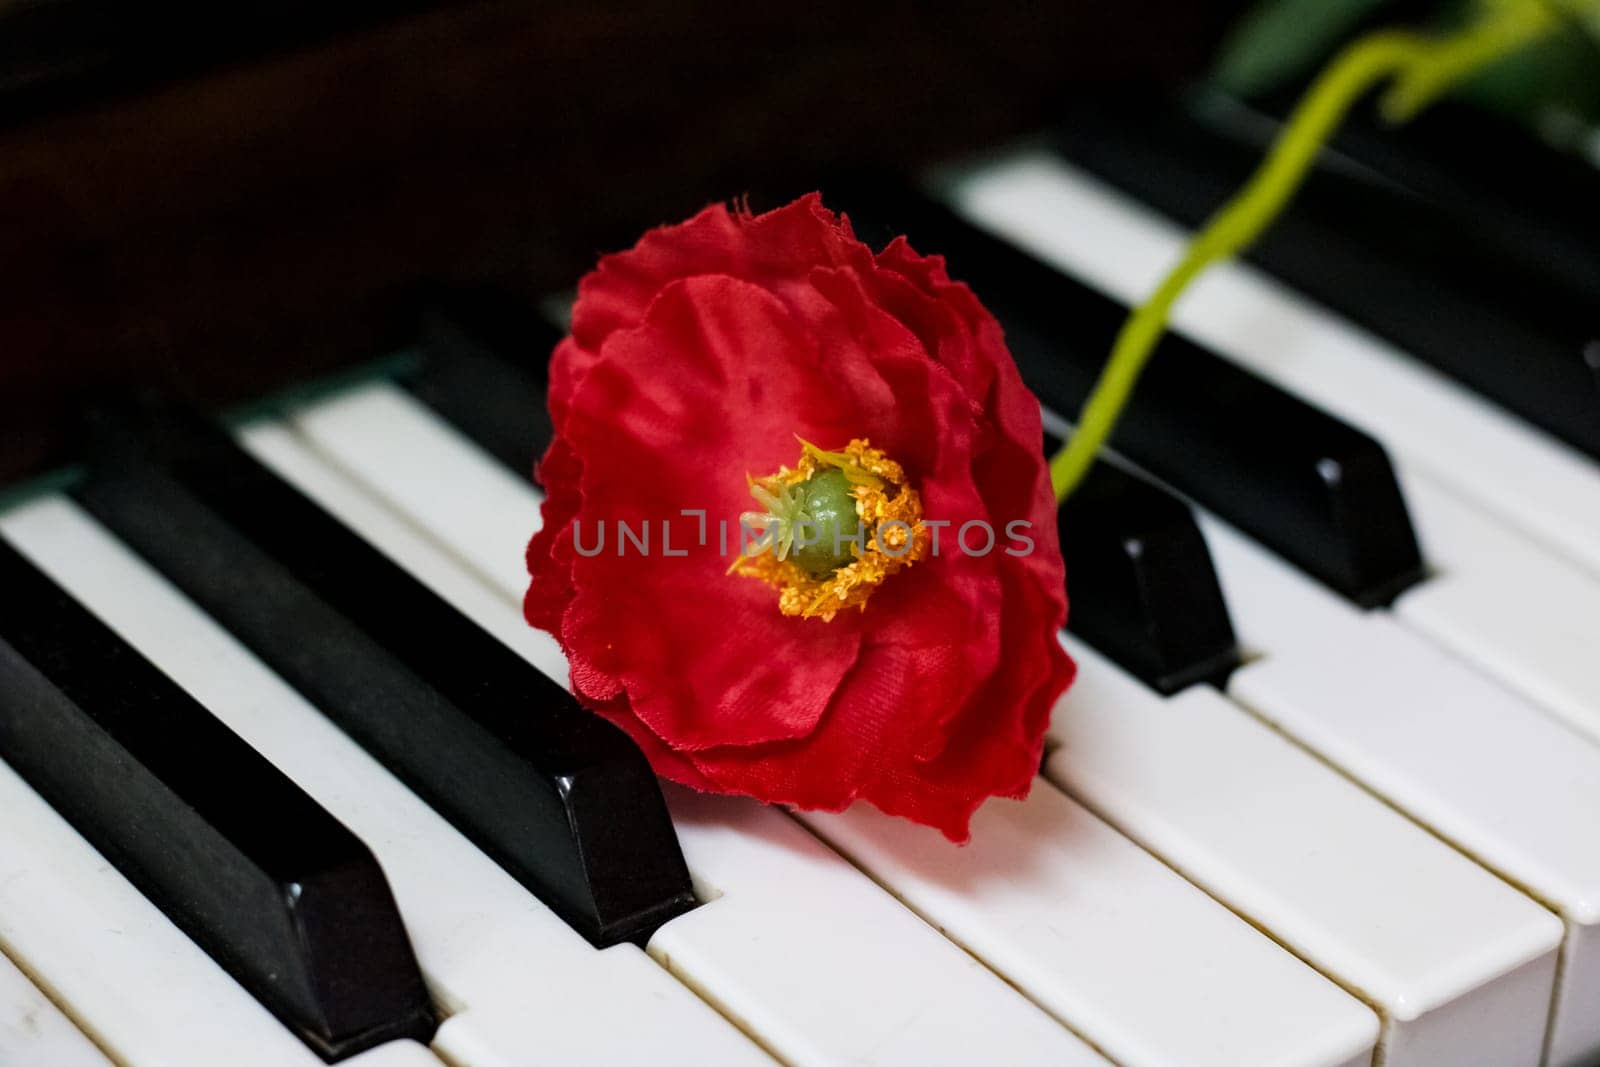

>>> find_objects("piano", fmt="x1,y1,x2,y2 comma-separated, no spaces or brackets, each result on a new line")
2,4,1598,1065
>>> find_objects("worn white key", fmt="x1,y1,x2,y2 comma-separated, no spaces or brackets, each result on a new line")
1392,465,1600,748
804,782,1377,1066
1195,512,1600,1066
291,381,543,599
240,416,568,687
0,732,330,1067
0,950,113,1067
656,788,1106,1067
944,149,1600,580
1,492,766,1067
258,406,1102,1067
347,1041,447,1067
1044,636,1563,1066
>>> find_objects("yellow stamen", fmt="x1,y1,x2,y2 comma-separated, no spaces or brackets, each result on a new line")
797,438,886,489
733,438,927,620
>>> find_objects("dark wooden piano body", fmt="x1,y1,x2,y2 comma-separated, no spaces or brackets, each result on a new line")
0,0,1238,484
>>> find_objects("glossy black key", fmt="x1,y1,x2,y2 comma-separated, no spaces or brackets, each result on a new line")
73,404,697,948
405,288,563,482
838,185,1424,608
1046,437,1240,693
1053,96,1600,460
0,540,434,1062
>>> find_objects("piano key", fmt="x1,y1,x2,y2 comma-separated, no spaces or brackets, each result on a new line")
71,402,695,949
2,491,769,1067
1053,451,1240,693
404,288,562,482
239,419,569,690
802,780,1378,1066
841,184,1424,608
1053,99,1600,461
1392,465,1600,747
0,950,113,1067
427,1001,764,1067
1550,921,1600,1067
289,380,544,605
945,148,1600,581
0,532,435,1062
1043,639,1564,1066
343,1042,445,1067
655,788,1107,1066
1193,510,1600,1066
252,410,1106,1066
0,740,346,1067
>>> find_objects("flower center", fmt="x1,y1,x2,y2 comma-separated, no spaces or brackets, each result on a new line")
733,438,926,620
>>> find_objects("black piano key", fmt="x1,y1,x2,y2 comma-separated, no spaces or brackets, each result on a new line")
1053,97,1600,461
838,185,1424,608
1242,91,1600,304
1048,438,1241,693
0,540,435,1062
405,289,562,482
72,404,697,948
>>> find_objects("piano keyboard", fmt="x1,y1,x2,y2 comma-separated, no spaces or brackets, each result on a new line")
1,118,1598,1067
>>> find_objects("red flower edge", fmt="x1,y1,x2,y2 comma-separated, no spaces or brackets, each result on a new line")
525,193,1075,842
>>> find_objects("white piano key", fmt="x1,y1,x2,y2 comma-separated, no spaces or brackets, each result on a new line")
1391,465,1600,748
0,493,767,1067
655,788,1107,1067
944,149,1600,581
290,380,544,598
803,783,1377,1066
0,730,332,1067
254,405,1104,1067
1043,637,1564,1067
1553,921,1600,1067
425,1009,631,1067
245,414,569,687
346,1040,447,1067
0,951,113,1067
1196,512,1600,1066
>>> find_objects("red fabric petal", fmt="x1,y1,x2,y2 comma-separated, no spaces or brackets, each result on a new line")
559,275,866,750
526,193,1075,841
571,194,874,356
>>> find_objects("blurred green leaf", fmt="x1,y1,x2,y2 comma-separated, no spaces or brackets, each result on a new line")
1213,0,1600,129
1212,0,1394,97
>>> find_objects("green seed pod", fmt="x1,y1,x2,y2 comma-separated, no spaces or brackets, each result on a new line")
792,468,859,578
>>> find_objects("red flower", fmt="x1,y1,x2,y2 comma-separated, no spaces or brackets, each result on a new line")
524,193,1074,841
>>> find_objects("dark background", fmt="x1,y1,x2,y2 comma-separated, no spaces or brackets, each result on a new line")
0,1,1243,482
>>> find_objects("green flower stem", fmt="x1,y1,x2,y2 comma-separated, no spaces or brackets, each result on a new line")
1048,0,1569,502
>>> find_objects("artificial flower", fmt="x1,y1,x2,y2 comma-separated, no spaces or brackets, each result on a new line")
524,193,1074,841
